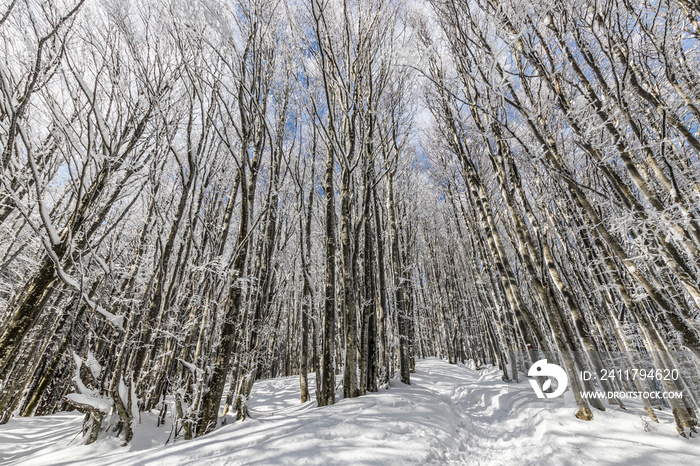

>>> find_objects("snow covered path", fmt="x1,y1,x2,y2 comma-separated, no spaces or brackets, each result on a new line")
1,358,697,465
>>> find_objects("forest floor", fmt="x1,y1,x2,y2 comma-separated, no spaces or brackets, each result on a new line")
0,358,697,465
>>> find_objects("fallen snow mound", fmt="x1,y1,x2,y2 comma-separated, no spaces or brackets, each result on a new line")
1,358,697,465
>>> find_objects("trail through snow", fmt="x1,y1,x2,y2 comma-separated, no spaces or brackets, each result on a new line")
0,358,697,465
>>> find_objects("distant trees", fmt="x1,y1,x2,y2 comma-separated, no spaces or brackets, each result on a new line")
309,0,407,403
0,0,698,443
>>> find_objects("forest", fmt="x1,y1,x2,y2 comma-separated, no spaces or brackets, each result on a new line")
1,0,699,455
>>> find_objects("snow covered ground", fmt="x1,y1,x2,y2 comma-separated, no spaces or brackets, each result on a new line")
1,358,697,465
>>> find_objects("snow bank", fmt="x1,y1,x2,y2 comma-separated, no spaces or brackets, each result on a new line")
0,358,697,465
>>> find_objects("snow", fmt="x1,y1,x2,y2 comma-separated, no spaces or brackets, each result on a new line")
66,352,113,414
178,358,200,376
70,353,94,397
86,351,102,380
81,293,125,331
39,203,61,246
64,394,113,414
118,378,129,408
93,304,125,330
130,381,139,421
1,358,697,465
